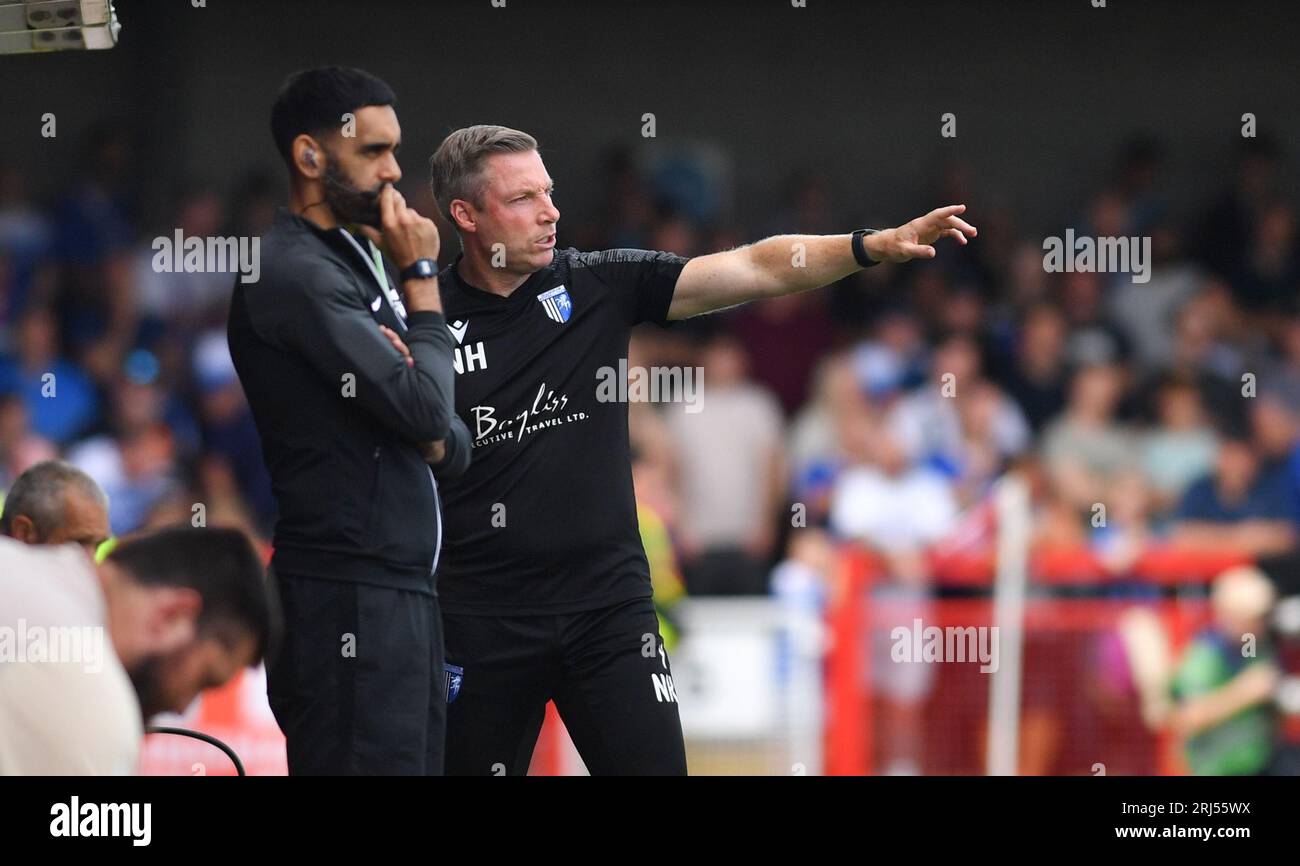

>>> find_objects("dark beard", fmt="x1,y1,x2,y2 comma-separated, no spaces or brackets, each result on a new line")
323,161,384,228
127,654,167,720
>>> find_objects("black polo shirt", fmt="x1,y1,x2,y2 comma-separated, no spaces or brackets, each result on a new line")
435,247,689,614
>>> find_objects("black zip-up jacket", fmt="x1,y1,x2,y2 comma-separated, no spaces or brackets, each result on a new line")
227,208,470,592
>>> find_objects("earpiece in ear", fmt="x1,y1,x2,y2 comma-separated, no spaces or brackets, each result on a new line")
304,147,317,168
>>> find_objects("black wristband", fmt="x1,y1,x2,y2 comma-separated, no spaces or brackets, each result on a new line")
399,257,439,283
851,229,881,268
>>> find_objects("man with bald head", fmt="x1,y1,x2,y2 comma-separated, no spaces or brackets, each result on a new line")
0,459,110,558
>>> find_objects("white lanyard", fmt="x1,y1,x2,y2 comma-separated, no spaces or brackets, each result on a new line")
338,229,408,329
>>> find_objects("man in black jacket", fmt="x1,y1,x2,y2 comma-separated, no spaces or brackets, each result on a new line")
227,67,469,774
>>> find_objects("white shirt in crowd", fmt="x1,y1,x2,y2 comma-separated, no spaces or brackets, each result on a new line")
830,466,959,552
888,388,1030,466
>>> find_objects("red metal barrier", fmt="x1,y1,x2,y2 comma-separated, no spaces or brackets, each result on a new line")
824,543,1240,775
825,547,876,775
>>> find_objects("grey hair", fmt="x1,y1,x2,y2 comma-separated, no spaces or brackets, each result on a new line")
0,460,108,539
428,125,539,226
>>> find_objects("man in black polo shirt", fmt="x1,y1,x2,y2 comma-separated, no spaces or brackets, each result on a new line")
227,67,469,774
426,125,975,775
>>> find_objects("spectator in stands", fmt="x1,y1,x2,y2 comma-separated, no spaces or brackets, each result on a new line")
0,307,100,445
1006,241,1049,306
949,379,1025,506
770,528,834,713
66,352,193,537
0,162,55,324
830,410,959,572
1042,361,1136,516
1157,285,1244,428
933,284,990,344
787,352,873,526
131,183,233,338
1091,470,1156,574
140,456,262,543
888,333,1029,484
728,292,834,416
191,330,275,534
1230,199,1300,316
1196,136,1281,283
1140,374,1218,514
1260,316,1300,413
995,301,1071,434
1108,222,1202,369
68,421,180,537
0,394,55,490
848,308,928,406
1059,271,1132,367
669,332,784,594
1250,388,1300,466
1171,431,1298,557
51,123,137,366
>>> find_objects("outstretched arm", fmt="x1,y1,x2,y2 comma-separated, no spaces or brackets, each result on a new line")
667,204,976,320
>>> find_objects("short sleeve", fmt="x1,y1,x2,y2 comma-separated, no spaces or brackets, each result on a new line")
572,249,690,327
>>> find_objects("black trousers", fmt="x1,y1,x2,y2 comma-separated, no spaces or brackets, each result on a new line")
443,596,688,776
265,568,446,775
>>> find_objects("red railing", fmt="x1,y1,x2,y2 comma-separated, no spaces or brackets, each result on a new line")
823,544,1252,776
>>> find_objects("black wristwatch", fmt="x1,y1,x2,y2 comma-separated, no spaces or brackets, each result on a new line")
851,229,881,268
399,257,439,282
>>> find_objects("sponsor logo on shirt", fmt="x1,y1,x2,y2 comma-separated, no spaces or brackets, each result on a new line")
469,382,588,446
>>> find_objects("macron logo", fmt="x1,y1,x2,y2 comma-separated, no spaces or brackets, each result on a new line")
370,296,382,312
448,320,469,344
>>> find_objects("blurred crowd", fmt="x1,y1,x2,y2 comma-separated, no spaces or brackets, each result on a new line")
620,135,1300,594
5,122,1300,777
0,124,278,550
3,126,1300,595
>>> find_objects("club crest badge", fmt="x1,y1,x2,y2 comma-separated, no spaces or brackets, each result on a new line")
536,285,572,323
